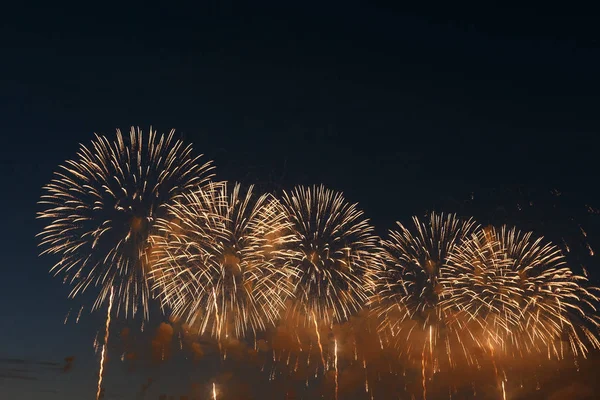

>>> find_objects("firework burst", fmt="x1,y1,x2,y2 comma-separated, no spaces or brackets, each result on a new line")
442,226,600,359
279,185,382,325
149,182,295,339
37,126,215,317
369,213,478,357
367,212,479,399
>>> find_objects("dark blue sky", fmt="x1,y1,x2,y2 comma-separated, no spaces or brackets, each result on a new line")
1,2,600,399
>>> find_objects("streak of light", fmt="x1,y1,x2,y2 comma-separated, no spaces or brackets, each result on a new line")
96,287,114,400
312,311,326,370
334,338,339,400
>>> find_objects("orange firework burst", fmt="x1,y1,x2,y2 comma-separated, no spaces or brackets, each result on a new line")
368,212,479,365
150,182,296,339
37,127,215,318
280,185,382,325
442,226,600,359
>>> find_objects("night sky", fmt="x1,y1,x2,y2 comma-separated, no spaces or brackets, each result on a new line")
2,3,600,399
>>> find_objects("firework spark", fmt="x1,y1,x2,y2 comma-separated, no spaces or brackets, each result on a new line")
38,127,214,318
280,185,382,325
150,182,296,339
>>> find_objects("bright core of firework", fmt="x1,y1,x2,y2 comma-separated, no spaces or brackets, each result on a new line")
37,127,215,318
280,185,382,324
150,182,296,339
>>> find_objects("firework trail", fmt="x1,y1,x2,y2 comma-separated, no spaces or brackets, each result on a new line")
150,182,296,340
334,338,338,400
212,382,217,400
279,185,382,325
38,126,214,318
96,287,114,400
311,311,326,369
421,346,427,400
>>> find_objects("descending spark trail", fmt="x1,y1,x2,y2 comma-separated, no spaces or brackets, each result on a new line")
488,342,503,400
96,287,114,400
76,306,83,323
212,382,217,400
334,339,339,400
312,311,326,369
429,325,433,363
363,359,369,394
421,346,427,400
420,325,434,400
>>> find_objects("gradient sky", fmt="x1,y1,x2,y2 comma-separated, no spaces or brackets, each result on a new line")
1,3,600,399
